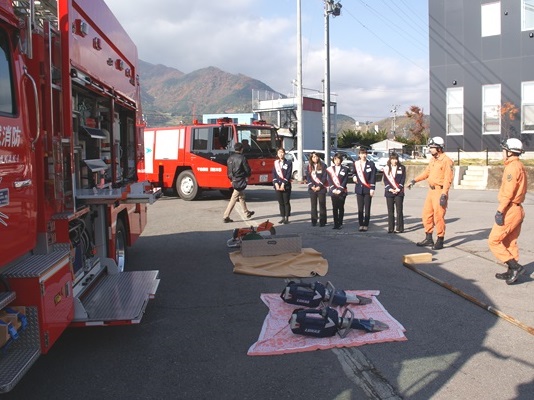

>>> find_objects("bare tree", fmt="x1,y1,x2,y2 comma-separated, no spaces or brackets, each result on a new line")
500,101,519,139
405,105,428,144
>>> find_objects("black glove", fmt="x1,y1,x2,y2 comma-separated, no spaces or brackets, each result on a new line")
407,180,416,190
495,211,504,226
439,194,447,207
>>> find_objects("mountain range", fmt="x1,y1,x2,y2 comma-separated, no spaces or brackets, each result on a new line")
138,60,281,127
138,60,417,135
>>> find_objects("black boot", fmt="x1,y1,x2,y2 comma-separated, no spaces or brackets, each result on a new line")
311,219,317,227
495,266,512,280
505,259,525,285
417,233,434,247
433,237,444,250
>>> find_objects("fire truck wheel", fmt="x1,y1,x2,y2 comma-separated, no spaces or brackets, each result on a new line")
115,219,128,272
220,189,233,198
176,170,201,200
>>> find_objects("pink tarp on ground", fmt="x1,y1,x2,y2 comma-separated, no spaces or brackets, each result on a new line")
248,291,407,356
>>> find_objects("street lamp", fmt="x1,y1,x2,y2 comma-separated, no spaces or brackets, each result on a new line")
324,0,342,166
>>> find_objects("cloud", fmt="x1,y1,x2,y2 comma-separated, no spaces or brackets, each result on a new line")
105,0,428,121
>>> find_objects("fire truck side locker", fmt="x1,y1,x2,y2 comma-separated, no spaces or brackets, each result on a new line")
0,246,73,393
1,246,74,353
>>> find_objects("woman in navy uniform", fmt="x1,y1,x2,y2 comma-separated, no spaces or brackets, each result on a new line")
352,147,377,231
306,152,328,227
272,148,292,224
327,153,349,230
383,153,406,233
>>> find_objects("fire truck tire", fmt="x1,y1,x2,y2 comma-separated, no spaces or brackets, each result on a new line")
176,170,201,200
115,219,128,272
220,189,233,198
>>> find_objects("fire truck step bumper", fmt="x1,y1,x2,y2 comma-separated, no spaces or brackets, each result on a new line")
0,307,40,393
73,271,160,326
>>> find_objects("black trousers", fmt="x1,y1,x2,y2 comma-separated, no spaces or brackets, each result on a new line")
276,190,291,218
356,193,372,227
386,196,404,232
310,191,327,224
331,195,346,227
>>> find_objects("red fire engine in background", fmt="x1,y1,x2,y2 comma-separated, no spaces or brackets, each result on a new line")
0,0,159,392
138,118,279,200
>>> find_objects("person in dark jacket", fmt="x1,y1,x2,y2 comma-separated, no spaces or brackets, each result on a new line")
306,152,328,227
383,153,406,233
327,153,349,230
352,147,377,231
272,147,292,224
223,142,254,223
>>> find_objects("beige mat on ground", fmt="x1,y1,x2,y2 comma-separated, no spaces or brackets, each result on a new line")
229,248,329,277
248,291,407,356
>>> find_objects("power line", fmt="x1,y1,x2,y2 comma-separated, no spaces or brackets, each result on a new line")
340,7,427,73
355,0,427,52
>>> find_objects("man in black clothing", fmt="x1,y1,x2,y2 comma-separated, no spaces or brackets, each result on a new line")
223,142,255,223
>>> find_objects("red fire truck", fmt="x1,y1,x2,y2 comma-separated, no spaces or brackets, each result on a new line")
0,0,159,392
138,118,279,200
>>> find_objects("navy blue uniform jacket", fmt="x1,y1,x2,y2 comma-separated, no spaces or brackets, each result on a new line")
383,165,406,198
272,159,292,191
306,162,328,194
327,165,349,197
353,160,377,195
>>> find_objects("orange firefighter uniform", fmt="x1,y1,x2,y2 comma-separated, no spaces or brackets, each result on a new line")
413,153,454,237
488,156,527,263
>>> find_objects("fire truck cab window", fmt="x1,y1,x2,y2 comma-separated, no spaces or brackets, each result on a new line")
192,127,209,151
0,29,15,115
213,126,229,150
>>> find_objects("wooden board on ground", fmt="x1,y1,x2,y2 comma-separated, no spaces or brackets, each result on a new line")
402,253,432,264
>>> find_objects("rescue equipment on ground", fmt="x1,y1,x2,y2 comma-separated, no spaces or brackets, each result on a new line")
280,281,372,307
226,220,276,248
289,307,389,338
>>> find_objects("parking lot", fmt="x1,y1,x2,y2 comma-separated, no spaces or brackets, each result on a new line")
4,183,534,399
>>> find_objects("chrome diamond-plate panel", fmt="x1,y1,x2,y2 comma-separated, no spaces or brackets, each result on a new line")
0,292,16,310
77,271,159,323
0,307,41,393
1,245,70,279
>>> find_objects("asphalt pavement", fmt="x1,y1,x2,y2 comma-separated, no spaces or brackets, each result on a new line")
3,182,534,399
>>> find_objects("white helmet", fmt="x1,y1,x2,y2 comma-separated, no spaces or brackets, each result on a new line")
501,138,524,154
428,136,445,148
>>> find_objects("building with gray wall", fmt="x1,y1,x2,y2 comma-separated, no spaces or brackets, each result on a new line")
429,0,534,152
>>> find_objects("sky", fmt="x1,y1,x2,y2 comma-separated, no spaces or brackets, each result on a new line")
105,0,429,123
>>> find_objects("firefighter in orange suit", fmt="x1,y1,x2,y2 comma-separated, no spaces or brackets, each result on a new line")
407,136,454,250
489,138,527,285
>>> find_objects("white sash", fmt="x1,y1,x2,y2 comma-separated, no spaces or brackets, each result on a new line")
355,161,370,188
309,164,323,186
275,159,287,181
327,166,342,188
384,166,400,191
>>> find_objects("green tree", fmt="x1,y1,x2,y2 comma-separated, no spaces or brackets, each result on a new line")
337,129,387,148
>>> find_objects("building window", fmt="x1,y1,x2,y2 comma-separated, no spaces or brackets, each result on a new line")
446,87,464,136
482,84,501,135
482,2,501,37
522,81,534,132
522,0,534,30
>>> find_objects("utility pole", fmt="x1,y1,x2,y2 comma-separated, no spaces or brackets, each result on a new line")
323,0,342,166
390,104,400,139
296,0,304,180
